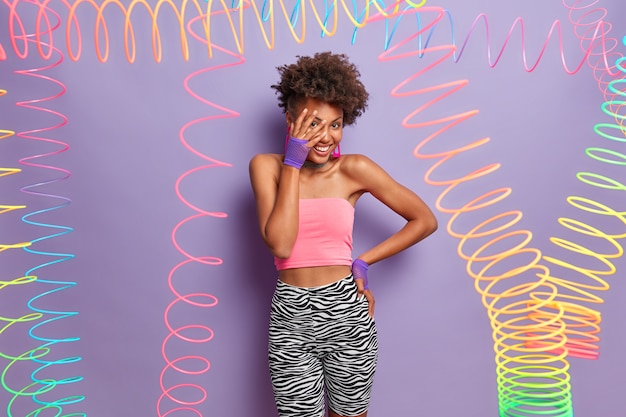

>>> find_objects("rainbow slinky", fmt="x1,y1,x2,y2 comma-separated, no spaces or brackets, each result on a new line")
2,1,624,416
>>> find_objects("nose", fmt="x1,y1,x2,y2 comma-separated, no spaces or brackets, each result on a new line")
320,124,330,138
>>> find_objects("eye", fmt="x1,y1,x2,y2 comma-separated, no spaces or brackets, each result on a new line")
310,121,319,128
331,122,341,129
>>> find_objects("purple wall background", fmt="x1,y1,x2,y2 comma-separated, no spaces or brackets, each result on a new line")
1,1,625,416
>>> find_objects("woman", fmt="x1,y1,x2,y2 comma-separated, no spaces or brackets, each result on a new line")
249,52,438,417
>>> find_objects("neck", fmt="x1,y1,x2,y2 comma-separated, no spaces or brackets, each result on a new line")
303,159,330,169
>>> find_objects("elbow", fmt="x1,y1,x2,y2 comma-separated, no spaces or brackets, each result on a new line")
265,240,293,260
271,247,293,260
262,228,296,259
412,214,438,241
427,216,438,236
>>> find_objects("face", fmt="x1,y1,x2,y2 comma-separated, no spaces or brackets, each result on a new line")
287,98,344,164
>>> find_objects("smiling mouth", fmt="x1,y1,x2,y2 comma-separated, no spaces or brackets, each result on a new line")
314,145,331,152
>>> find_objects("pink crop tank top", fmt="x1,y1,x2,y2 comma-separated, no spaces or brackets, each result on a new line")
274,198,354,270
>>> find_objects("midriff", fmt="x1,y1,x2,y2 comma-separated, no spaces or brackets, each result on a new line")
278,265,352,288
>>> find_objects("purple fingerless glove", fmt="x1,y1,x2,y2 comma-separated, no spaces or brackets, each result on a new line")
352,258,369,290
284,136,309,169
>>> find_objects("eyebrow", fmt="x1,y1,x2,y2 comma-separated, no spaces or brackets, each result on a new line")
313,116,343,122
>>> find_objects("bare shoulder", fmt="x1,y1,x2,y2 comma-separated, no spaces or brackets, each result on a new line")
249,153,283,176
249,152,282,167
338,153,377,171
339,153,392,186
249,153,284,201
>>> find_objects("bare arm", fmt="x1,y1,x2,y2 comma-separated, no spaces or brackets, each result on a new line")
249,108,327,258
345,154,438,265
249,155,300,258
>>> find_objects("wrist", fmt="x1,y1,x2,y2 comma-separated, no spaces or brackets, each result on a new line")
351,258,370,290
353,258,369,270
284,136,309,169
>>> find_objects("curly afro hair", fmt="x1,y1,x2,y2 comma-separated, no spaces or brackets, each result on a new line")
271,52,369,126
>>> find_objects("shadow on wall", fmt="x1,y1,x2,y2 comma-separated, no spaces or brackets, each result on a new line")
228,114,286,416
232,190,277,416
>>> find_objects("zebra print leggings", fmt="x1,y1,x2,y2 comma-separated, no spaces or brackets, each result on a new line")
268,275,378,417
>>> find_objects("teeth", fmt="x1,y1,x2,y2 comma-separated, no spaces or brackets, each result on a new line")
314,145,330,152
